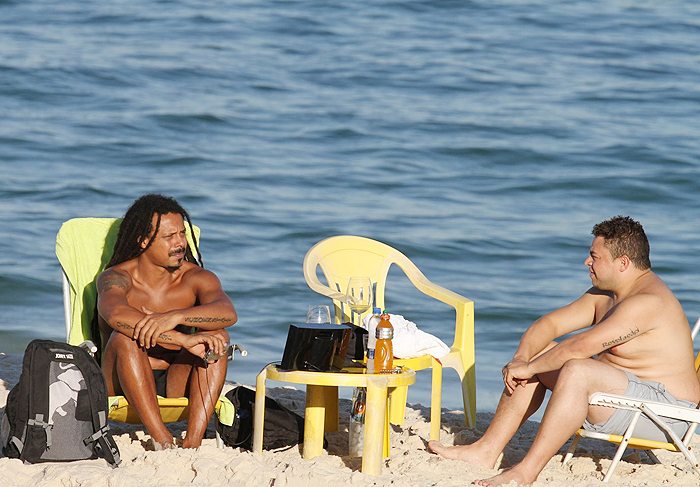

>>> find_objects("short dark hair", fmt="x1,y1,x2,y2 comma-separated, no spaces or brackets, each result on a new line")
107,194,202,268
592,216,650,270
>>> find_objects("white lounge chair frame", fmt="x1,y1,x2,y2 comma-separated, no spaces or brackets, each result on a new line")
562,317,700,481
62,267,73,343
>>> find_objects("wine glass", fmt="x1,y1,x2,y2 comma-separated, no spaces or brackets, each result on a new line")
345,277,373,325
307,305,331,324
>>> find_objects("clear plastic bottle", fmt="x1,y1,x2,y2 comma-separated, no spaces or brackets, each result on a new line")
366,307,381,373
375,311,394,373
348,387,366,456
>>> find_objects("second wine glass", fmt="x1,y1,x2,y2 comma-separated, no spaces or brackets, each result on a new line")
345,277,373,322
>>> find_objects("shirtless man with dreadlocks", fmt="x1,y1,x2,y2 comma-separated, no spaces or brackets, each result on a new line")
96,194,237,449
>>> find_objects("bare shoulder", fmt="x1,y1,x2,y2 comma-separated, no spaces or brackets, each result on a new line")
617,291,664,314
618,273,686,327
581,286,614,319
640,271,677,296
583,286,614,303
180,263,223,289
97,264,133,294
634,272,682,309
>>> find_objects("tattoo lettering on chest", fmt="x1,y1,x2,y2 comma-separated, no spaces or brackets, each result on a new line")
602,327,640,349
184,317,231,324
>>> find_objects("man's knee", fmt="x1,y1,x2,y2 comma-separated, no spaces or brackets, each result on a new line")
105,331,140,354
557,359,591,383
556,358,622,394
216,328,230,343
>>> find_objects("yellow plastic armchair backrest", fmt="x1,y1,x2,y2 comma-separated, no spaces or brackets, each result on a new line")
303,235,394,324
303,235,473,352
55,217,200,345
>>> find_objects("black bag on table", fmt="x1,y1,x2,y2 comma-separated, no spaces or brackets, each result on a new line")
216,385,325,451
1,340,120,466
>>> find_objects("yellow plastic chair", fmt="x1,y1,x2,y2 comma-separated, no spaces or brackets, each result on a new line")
55,218,229,438
302,235,476,439
562,318,700,481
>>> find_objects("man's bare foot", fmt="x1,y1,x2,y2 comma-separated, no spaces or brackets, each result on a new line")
472,467,535,487
181,437,203,449
151,437,176,450
428,440,500,469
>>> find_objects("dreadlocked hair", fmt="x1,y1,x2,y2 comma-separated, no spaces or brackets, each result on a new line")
106,193,203,269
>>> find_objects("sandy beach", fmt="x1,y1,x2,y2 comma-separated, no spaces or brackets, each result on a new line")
1,352,698,487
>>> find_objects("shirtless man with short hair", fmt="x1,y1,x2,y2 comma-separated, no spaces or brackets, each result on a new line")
97,194,237,449
429,216,700,486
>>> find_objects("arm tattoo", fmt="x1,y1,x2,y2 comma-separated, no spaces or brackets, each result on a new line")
602,327,640,348
98,272,129,293
116,322,134,331
117,322,172,342
184,317,232,324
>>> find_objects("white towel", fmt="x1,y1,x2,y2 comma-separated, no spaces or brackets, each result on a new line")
362,313,450,359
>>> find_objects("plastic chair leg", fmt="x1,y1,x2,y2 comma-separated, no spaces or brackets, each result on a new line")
388,358,444,439
430,358,443,441
253,368,267,454
389,385,408,425
323,386,339,432
445,352,475,428
383,398,390,458
303,384,327,459
362,377,389,476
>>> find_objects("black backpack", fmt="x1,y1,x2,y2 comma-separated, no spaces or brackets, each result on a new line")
1,340,121,466
216,385,322,451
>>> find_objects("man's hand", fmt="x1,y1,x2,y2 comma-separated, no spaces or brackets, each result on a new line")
502,358,534,394
181,332,228,362
133,307,182,348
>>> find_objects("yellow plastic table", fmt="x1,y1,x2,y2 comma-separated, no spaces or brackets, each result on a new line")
253,364,415,476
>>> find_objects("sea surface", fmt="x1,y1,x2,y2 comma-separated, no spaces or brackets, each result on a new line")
1,0,700,417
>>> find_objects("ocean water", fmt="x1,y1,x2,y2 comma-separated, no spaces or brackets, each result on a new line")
1,0,700,416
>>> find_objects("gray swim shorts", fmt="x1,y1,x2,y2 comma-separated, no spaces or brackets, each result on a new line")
583,371,697,443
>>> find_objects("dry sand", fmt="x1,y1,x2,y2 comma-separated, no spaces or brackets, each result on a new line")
1,351,698,486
